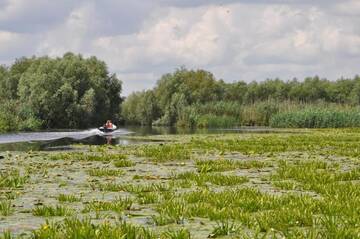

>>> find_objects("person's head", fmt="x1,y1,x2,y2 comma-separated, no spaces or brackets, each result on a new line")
106,120,111,124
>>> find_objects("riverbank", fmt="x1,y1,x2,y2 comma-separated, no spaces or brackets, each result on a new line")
0,129,359,238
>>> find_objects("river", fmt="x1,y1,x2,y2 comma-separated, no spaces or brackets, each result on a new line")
0,126,276,151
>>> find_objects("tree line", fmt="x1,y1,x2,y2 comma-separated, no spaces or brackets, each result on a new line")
0,53,122,132
121,67,360,127
2,53,360,132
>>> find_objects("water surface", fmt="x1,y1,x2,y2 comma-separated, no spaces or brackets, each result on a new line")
0,126,277,151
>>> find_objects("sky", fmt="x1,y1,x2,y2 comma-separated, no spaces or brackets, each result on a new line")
0,0,360,95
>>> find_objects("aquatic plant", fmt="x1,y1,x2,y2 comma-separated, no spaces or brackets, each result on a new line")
136,144,192,162
32,205,73,217
113,158,135,167
175,171,249,186
210,220,239,238
0,200,13,216
0,170,28,189
196,159,268,173
83,197,133,213
161,228,191,239
136,192,162,204
87,168,124,177
32,218,157,239
50,152,128,162
57,194,81,203
156,199,190,224
0,230,13,239
94,182,171,194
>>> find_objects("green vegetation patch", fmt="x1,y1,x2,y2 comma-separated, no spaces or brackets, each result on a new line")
50,152,128,162
87,168,124,177
196,159,268,173
2,130,360,238
113,158,135,167
136,144,192,162
0,200,13,216
0,170,28,189
57,194,81,203
175,171,249,186
270,108,360,128
83,197,133,213
32,205,73,217
31,218,156,239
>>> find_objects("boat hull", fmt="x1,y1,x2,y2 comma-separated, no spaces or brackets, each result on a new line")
98,127,115,133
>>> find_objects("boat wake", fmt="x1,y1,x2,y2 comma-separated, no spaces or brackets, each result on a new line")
0,128,132,144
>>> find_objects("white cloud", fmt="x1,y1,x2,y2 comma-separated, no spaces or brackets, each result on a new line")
0,0,359,95
0,30,38,60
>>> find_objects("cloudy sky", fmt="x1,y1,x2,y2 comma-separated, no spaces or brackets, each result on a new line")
0,0,360,95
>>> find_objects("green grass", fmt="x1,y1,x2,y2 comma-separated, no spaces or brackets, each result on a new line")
196,159,268,173
136,144,192,162
57,194,81,203
161,228,191,239
0,170,28,189
87,168,124,177
210,220,239,237
31,218,157,239
0,200,13,216
175,171,249,186
83,197,133,213
190,130,360,158
50,152,128,162
0,230,13,239
32,205,73,217
2,129,360,238
136,192,162,204
113,158,135,167
94,182,171,193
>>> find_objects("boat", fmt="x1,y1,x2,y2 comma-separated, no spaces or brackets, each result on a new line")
98,124,117,133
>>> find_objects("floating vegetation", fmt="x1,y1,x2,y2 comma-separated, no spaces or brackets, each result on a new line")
161,228,191,239
175,171,249,186
210,220,239,238
0,200,13,216
113,158,135,167
32,205,73,217
94,182,171,193
57,194,81,203
50,152,128,162
1,129,360,237
136,192,162,204
31,218,156,239
0,170,28,189
196,159,268,173
87,168,124,177
83,197,133,213
136,144,192,162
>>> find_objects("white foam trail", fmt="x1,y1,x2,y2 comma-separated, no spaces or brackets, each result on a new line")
0,128,133,144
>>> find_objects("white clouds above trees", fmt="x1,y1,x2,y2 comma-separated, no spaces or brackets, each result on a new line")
0,0,359,95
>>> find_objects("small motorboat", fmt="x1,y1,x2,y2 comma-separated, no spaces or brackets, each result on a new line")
98,124,117,133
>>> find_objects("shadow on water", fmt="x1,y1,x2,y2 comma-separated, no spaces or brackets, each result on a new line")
0,126,288,152
0,135,153,152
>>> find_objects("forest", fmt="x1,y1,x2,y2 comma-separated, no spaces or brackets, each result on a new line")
0,53,122,132
2,53,360,132
122,68,360,128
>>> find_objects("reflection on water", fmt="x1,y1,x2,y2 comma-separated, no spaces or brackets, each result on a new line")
0,126,278,152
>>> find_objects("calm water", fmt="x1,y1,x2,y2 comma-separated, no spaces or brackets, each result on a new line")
0,126,275,151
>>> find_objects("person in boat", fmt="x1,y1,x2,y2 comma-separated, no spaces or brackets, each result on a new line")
104,120,113,129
